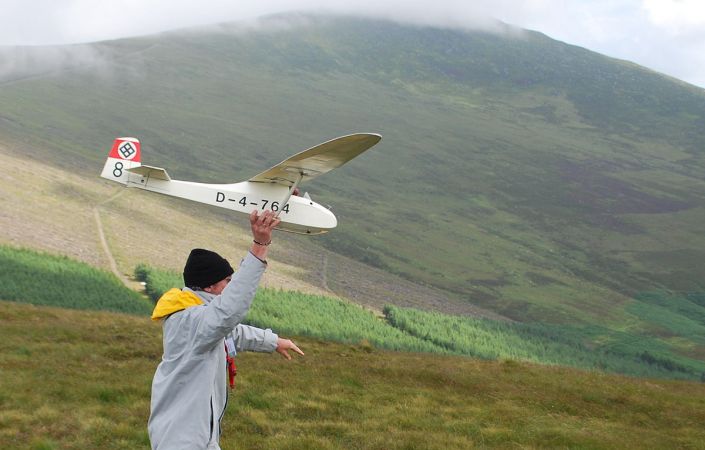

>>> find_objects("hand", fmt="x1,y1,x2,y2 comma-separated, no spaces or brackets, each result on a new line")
249,210,280,260
250,209,280,244
275,338,304,360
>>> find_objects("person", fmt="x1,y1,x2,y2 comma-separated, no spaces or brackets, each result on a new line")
148,210,304,450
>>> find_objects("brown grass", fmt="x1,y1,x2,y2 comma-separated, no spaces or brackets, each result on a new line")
2,301,705,450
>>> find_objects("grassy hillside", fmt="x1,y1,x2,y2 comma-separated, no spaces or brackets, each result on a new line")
132,263,705,381
2,244,701,381
1,14,704,333
1,239,699,386
2,301,705,449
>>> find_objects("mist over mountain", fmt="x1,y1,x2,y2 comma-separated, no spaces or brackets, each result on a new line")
1,14,704,333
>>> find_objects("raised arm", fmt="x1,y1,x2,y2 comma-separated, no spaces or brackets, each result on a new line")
192,211,280,353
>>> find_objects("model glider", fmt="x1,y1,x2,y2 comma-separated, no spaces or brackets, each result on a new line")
100,133,381,234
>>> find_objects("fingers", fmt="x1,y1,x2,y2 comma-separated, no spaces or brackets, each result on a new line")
261,211,280,228
289,342,305,357
257,210,272,224
250,210,281,244
276,339,304,360
252,210,280,227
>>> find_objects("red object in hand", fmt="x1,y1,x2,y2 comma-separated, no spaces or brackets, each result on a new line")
225,344,237,389
227,355,237,389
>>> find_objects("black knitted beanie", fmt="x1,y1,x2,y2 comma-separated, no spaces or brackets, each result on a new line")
183,248,234,289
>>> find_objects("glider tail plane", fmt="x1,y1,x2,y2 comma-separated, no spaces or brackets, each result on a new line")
100,137,142,185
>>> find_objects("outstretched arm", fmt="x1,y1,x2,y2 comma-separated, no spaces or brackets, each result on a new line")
229,326,304,360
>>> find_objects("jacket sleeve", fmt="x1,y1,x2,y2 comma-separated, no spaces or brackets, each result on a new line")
192,252,266,354
231,324,279,353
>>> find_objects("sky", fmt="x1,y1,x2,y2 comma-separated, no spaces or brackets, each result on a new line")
2,0,705,89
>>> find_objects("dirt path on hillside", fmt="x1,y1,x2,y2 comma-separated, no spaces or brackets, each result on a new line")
93,190,143,291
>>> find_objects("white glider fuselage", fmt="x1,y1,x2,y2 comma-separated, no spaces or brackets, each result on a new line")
99,134,381,235
129,176,335,235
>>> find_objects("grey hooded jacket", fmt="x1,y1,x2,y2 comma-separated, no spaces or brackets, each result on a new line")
148,252,278,449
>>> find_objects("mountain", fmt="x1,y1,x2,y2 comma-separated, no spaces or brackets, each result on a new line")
1,14,704,334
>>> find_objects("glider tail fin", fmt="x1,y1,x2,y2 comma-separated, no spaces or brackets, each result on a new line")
100,137,142,185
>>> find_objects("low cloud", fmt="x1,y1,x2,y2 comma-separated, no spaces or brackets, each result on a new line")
0,45,112,83
1,1,705,88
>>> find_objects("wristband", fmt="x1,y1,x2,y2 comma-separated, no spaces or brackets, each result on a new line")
253,239,271,246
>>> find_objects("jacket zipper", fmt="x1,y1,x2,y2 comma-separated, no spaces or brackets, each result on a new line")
218,389,228,437
209,396,214,442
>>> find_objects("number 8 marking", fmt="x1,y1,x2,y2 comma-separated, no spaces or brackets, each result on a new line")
113,162,123,177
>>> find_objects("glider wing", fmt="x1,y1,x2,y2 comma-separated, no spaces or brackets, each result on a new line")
248,133,381,186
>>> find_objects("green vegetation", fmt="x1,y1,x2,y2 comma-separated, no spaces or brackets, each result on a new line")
135,263,446,353
630,290,705,341
3,301,705,449
0,245,151,315
134,263,181,303
0,248,697,383
246,288,445,353
136,263,705,380
385,305,705,380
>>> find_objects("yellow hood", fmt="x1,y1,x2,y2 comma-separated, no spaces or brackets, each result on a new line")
151,288,204,321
